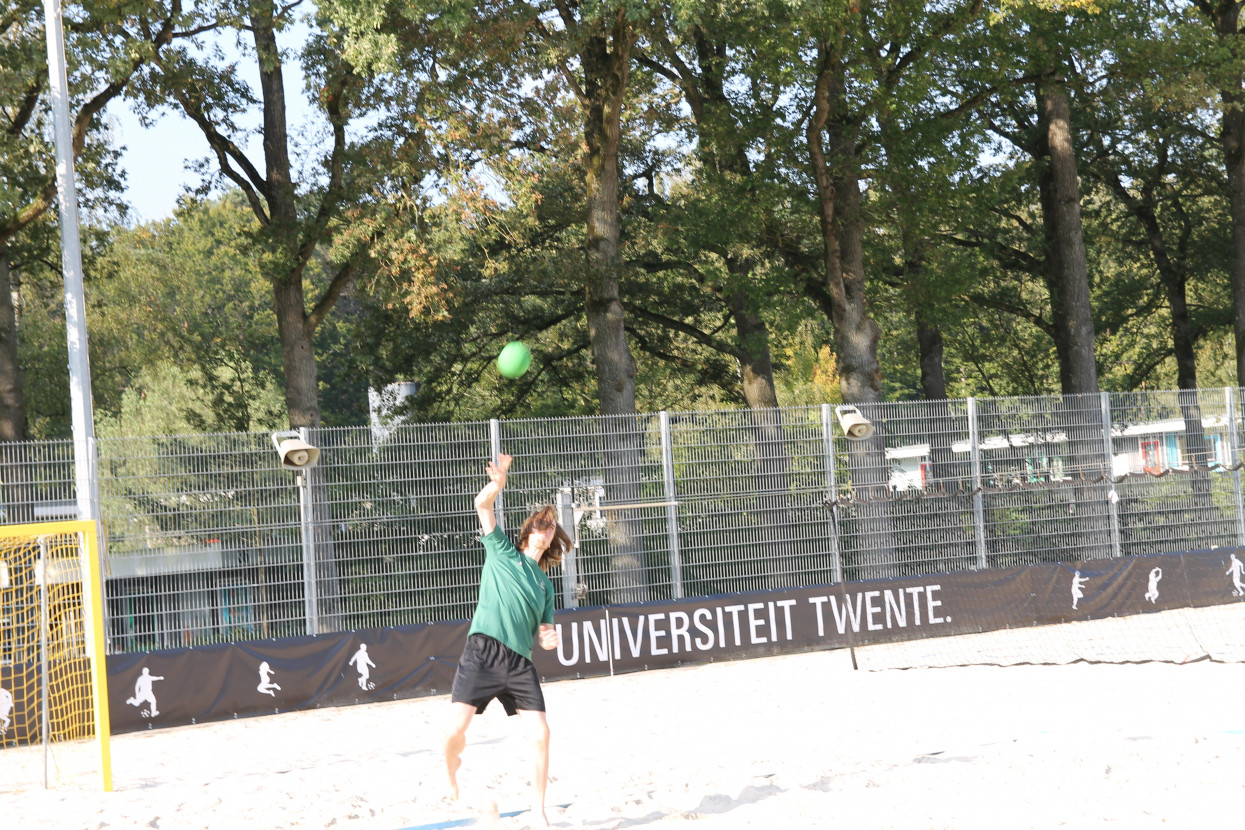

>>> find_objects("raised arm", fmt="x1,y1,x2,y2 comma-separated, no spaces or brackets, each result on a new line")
474,453,512,535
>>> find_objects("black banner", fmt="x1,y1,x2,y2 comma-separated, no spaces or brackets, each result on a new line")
107,621,466,733
100,546,1245,735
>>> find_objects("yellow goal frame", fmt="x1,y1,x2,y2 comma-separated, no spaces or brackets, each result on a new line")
0,519,112,791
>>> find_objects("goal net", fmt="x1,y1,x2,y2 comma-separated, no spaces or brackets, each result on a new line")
0,520,112,792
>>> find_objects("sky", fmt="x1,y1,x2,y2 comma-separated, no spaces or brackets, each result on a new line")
105,106,203,223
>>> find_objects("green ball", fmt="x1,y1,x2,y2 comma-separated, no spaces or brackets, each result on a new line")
497,341,532,378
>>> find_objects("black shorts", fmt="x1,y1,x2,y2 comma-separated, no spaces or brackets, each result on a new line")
451,633,546,716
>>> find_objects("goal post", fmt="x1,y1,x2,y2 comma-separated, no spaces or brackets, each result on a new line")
0,519,112,792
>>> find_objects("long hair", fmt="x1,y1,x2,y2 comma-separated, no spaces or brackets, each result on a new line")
517,505,572,573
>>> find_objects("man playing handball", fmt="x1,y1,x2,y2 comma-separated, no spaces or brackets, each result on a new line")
443,453,571,826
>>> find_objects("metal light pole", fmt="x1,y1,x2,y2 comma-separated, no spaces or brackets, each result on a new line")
42,0,101,524
43,4,112,794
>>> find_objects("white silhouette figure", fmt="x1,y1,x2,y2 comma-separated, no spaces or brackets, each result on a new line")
0,686,13,734
348,643,376,690
126,667,164,716
257,661,281,696
1145,567,1162,604
1228,553,1245,598
1071,570,1089,610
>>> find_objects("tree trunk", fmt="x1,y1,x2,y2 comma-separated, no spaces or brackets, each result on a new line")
273,279,320,429
582,24,638,419
1203,0,1245,385
251,7,321,430
1031,65,1112,560
1162,270,1213,498
670,25,796,585
0,250,27,444
916,317,948,401
1168,278,1200,392
731,287,801,585
726,260,781,411
580,18,648,603
901,228,947,402
251,7,340,625
1096,132,1213,500
1228,101,1245,387
807,62,882,405
0,249,33,524
684,25,784,409
807,44,898,577
1165,264,1213,495
1036,80,1099,396
915,302,967,493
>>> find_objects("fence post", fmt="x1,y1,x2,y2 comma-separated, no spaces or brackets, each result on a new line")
555,489,580,608
297,427,319,637
489,418,504,532
967,398,988,569
1100,392,1122,559
658,411,684,599
821,405,844,584
1227,388,1245,547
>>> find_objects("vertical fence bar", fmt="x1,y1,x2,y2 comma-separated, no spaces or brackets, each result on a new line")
967,398,988,569
297,428,319,636
297,474,318,636
658,411,684,599
489,418,504,532
555,489,579,608
821,405,843,584
1228,387,1245,547
1101,392,1122,559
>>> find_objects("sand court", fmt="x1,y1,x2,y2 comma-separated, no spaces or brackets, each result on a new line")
6,624,1245,830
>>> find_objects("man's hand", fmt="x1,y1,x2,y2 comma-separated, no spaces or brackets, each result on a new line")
538,623,559,651
486,453,513,490
476,453,514,535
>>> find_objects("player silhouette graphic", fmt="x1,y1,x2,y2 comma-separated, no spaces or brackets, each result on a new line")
1071,570,1089,610
0,686,13,734
349,643,376,690
126,667,164,717
1228,553,1245,597
1145,567,1162,604
257,661,281,696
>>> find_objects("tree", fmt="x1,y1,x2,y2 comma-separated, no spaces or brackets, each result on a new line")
2,3,173,435
131,0,381,429
1,1,173,521
93,193,292,433
506,1,657,600
799,0,986,577
635,3,794,411
1077,3,1231,491
629,4,837,585
1192,0,1245,386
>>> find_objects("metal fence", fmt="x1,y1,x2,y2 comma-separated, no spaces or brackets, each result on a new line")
1,388,1242,656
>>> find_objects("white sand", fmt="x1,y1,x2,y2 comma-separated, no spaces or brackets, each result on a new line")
7,639,1245,830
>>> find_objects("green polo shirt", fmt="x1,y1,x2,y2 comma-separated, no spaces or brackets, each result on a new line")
467,527,556,661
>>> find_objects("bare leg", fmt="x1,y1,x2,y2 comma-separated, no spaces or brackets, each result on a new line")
517,709,551,826
443,702,477,801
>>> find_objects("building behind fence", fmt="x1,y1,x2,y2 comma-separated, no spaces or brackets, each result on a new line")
0,388,1242,658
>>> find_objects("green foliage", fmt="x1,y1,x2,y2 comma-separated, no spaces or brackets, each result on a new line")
12,0,1245,438
91,194,289,433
